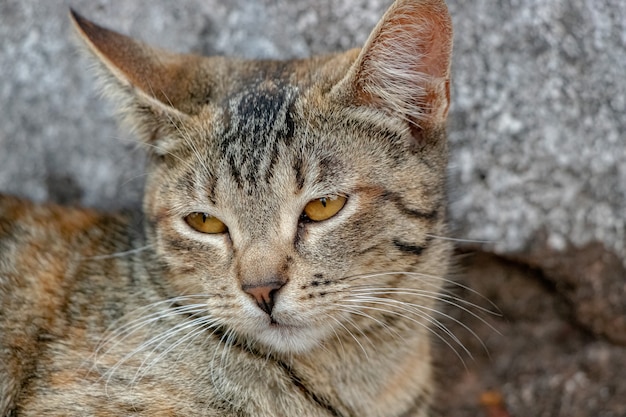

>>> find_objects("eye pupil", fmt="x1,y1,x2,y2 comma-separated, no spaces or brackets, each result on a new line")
202,213,208,223
320,197,327,207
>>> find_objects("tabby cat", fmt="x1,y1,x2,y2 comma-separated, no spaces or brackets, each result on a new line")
0,0,453,415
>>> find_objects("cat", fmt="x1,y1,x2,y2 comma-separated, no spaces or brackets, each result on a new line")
0,0,453,416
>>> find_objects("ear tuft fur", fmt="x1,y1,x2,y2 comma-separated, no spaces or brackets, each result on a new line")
69,9,205,151
339,0,453,130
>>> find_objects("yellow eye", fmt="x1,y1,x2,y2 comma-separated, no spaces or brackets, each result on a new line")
185,212,228,234
302,195,347,222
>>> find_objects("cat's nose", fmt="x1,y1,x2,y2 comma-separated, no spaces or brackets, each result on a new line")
241,280,285,316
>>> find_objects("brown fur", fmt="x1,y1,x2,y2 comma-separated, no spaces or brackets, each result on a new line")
0,1,454,415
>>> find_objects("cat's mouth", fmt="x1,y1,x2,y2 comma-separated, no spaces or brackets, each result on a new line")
269,317,281,326
268,315,302,329
268,315,300,327
268,320,304,333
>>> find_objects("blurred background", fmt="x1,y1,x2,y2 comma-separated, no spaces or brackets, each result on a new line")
1,1,624,415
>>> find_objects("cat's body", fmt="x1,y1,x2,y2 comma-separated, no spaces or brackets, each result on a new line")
0,1,453,416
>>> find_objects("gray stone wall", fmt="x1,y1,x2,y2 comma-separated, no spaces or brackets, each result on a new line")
2,0,623,262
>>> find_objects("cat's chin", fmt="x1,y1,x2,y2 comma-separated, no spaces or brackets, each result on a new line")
254,324,323,354
252,320,328,354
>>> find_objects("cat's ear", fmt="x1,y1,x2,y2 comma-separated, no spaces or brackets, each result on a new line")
334,0,453,132
70,10,207,150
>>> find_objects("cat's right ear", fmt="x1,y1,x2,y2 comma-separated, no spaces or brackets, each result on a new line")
70,10,207,152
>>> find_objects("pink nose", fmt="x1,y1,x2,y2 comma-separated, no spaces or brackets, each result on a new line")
242,281,285,315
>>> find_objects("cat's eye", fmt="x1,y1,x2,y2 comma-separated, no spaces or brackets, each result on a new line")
302,195,347,222
185,212,228,234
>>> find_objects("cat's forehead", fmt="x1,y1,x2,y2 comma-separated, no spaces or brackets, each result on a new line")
221,79,297,143
209,79,297,189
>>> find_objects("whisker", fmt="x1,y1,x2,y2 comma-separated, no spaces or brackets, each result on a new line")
120,171,150,188
322,313,347,357
132,315,221,384
118,315,212,387
94,296,215,386
325,314,370,359
157,87,213,180
344,296,465,350
109,133,192,168
352,286,497,316
83,244,154,260
172,318,217,363
210,328,243,408
334,305,404,342
351,287,501,337
344,270,501,313
97,303,209,355
341,312,378,351
425,233,495,244
208,326,232,401
342,297,468,368
348,294,488,357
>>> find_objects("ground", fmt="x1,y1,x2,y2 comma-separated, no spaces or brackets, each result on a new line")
435,251,626,417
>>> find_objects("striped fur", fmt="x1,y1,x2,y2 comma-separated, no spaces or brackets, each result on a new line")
0,1,454,416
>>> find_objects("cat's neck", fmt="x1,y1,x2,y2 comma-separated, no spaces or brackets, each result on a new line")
291,333,432,416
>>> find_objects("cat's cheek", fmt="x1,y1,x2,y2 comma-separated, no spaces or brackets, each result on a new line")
154,227,234,297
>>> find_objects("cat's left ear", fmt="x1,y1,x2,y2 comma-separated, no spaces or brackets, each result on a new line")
334,0,453,132
70,10,207,151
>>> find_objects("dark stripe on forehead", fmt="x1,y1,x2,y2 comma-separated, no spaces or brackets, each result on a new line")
292,141,346,192
218,82,298,190
316,154,344,186
293,157,305,191
233,86,294,138
264,135,282,184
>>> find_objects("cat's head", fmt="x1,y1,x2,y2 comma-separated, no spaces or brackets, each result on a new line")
72,0,453,354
